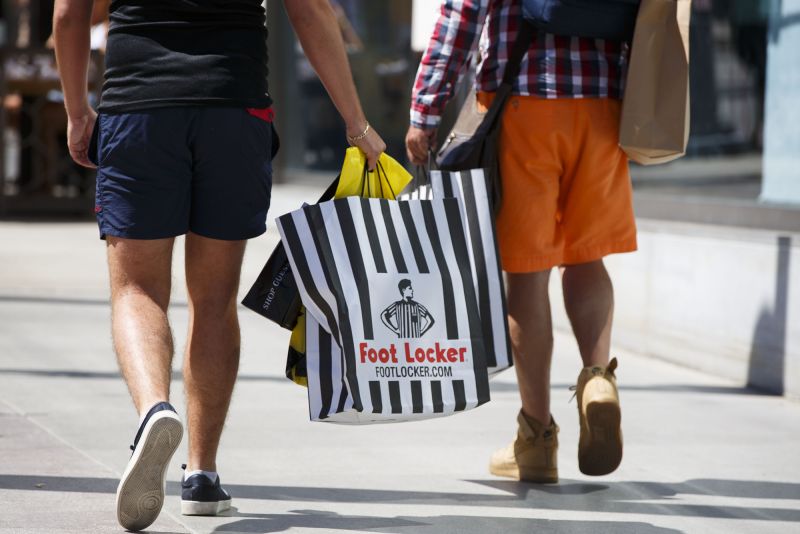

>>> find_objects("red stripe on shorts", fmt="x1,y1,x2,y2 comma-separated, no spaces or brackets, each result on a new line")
246,107,275,122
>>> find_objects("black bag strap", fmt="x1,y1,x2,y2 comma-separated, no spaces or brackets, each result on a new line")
475,20,535,136
433,18,535,175
318,176,340,202
502,20,535,86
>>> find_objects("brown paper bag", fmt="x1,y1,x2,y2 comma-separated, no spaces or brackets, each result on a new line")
620,0,692,165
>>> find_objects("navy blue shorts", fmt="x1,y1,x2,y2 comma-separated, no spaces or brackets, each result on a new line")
90,107,275,240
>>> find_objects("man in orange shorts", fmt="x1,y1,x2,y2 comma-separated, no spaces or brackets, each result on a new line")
406,0,636,482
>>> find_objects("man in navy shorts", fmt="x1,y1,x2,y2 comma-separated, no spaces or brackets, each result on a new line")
54,0,385,530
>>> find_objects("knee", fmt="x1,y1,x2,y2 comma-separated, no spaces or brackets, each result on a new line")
562,260,612,291
563,259,606,277
506,270,550,297
111,278,171,311
506,270,551,317
188,291,239,321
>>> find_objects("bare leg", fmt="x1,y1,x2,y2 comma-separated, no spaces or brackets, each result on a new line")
506,270,553,425
107,237,175,416
561,260,614,367
183,232,247,472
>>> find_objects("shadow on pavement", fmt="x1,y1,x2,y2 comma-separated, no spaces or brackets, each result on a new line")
0,294,184,307
488,382,772,396
0,368,287,383
1,474,797,523
747,235,791,395
211,509,681,534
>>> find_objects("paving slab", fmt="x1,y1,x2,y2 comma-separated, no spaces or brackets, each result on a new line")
1,184,799,534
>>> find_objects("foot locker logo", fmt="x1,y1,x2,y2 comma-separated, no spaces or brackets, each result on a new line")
380,279,435,338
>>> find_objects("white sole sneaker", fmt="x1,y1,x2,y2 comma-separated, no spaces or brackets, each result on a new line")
116,411,183,531
181,498,232,516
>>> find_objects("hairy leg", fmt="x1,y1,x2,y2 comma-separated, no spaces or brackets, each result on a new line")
182,232,247,472
107,237,175,416
506,270,554,425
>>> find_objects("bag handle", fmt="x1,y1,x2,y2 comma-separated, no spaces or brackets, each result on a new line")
427,149,439,172
410,146,441,192
358,160,397,199
377,161,397,199
318,175,340,203
411,165,429,193
359,162,378,197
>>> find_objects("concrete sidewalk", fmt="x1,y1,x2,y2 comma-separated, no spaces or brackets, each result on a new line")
1,184,799,534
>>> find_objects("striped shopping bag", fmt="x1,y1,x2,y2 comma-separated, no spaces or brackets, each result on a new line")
277,196,491,423
401,168,512,374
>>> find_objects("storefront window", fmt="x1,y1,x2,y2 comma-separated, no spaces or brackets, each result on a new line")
270,1,775,198
1,0,105,215
633,1,766,195
267,0,413,174
2,0,796,223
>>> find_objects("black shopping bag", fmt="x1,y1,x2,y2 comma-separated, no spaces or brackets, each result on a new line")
241,178,339,329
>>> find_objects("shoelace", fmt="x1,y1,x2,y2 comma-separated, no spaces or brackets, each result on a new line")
568,368,599,403
569,363,616,403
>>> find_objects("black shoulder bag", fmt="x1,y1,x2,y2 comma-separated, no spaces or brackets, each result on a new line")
435,21,534,214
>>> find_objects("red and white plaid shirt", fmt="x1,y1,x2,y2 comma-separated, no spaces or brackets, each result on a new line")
410,0,630,130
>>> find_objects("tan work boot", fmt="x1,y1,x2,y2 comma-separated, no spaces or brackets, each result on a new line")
575,357,623,476
489,411,559,483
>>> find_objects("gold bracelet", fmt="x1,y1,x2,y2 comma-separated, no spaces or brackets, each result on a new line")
347,122,370,145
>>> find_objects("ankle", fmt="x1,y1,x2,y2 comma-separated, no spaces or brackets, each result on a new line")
183,467,218,483
520,409,553,428
184,460,217,473
580,356,618,376
136,399,171,423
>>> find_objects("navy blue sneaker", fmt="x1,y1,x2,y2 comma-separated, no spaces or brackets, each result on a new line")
115,402,183,531
180,466,232,516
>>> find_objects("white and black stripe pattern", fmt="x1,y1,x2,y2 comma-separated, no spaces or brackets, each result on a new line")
383,301,428,338
305,313,474,423
399,183,433,201
402,168,512,375
282,197,483,348
305,314,352,421
279,196,491,423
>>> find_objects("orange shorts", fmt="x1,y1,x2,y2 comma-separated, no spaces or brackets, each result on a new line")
477,93,638,273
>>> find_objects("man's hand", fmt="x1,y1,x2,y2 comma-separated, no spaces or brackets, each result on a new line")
405,126,437,166
53,0,95,167
67,108,97,169
348,121,386,171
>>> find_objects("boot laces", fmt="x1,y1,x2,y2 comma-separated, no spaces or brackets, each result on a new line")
569,358,618,403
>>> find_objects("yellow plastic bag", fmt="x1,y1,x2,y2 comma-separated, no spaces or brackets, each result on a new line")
286,309,308,386
286,148,411,387
334,147,412,200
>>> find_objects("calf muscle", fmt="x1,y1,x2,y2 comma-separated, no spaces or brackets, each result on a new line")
107,237,175,415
